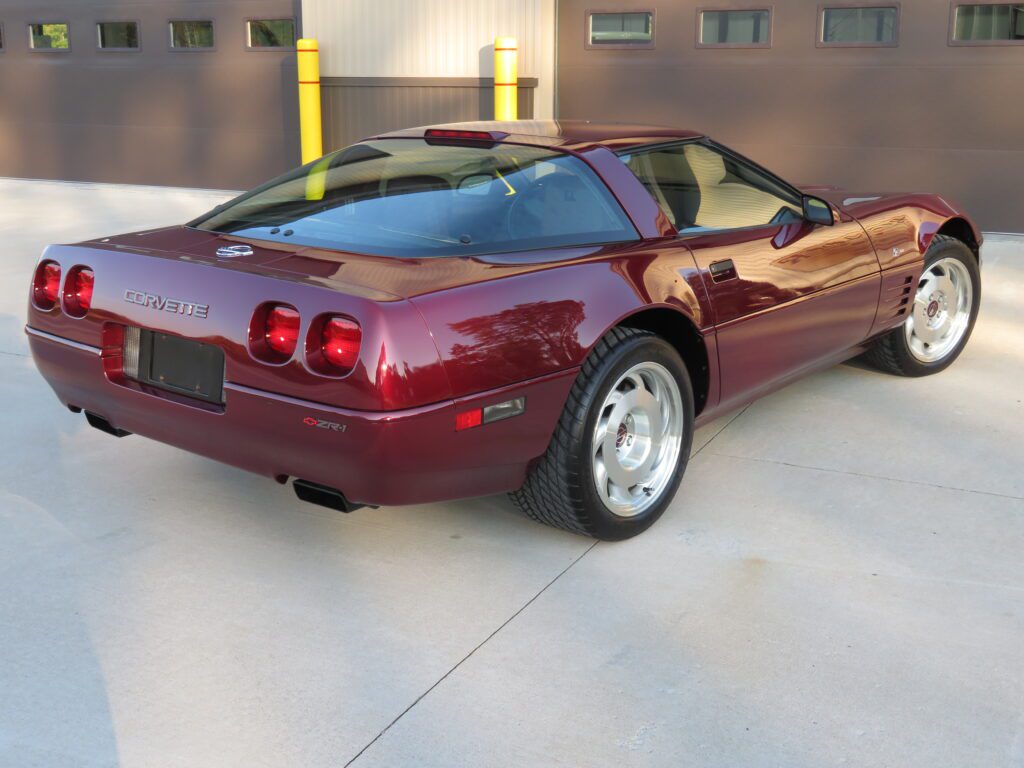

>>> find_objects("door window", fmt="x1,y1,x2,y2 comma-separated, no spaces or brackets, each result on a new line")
620,142,802,232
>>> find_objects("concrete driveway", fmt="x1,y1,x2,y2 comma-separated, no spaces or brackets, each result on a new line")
1,178,1022,768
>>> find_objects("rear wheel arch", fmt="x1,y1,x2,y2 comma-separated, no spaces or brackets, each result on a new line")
933,217,981,262
609,307,710,417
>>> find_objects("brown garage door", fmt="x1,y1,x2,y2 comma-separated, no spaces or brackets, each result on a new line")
558,0,1023,232
0,0,301,190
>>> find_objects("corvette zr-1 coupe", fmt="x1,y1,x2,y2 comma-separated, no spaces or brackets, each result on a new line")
27,121,981,540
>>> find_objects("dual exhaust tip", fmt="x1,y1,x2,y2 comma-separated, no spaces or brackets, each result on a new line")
80,408,365,514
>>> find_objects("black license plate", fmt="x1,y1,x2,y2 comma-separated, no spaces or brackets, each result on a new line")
133,329,225,404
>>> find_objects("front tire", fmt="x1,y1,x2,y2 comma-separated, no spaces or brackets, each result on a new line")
864,234,980,376
510,327,694,540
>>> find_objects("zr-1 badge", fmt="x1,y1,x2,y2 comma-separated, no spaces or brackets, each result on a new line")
303,417,347,432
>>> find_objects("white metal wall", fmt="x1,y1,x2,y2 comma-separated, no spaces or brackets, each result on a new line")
301,0,555,117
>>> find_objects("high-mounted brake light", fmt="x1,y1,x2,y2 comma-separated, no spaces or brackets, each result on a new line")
320,317,361,372
63,266,95,318
424,129,508,141
33,260,61,310
265,305,300,357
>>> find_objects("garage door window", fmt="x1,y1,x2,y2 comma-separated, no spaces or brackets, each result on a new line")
587,11,654,48
820,6,899,46
170,20,214,49
698,9,771,47
29,23,70,51
952,4,1024,43
620,142,802,232
97,21,139,50
247,19,296,49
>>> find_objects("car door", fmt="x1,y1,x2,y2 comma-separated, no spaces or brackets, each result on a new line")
620,140,881,411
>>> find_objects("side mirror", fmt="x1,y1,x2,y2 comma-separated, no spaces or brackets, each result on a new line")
802,195,835,226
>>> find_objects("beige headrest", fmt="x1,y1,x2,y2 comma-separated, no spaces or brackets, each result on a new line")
684,144,727,185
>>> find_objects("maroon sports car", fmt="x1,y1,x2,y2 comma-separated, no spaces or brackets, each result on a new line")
27,121,981,539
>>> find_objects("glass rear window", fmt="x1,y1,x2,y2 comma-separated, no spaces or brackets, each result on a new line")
194,139,639,258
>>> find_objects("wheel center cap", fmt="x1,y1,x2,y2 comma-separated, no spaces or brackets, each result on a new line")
616,415,635,449
927,300,940,318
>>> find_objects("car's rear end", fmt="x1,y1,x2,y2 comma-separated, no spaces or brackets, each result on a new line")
25,227,575,509
26,128,657,510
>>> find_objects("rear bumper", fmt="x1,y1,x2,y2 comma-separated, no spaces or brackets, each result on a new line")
27,326,576,507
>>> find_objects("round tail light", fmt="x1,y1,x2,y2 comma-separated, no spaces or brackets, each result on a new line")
32,260,61,310
264,305,300,358
63,266,95,318
320,317,361,373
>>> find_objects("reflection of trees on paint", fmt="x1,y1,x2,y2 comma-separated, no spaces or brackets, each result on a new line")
447,300,586,383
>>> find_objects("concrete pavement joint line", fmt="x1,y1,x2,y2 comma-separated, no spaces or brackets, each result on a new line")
707,451,1024,502
0,350,28,358
343,540,600,767
692,404,752,458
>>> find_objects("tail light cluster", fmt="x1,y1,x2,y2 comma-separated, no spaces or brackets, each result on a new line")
63,267,95,318
250,302,362,376
32,260,95,317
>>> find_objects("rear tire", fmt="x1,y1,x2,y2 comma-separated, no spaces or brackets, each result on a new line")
510,327,694,540
864,234,980,377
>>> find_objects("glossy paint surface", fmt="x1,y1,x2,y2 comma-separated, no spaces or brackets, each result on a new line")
25,121,982,505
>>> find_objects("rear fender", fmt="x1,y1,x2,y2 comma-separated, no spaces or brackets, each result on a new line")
411,240,711,400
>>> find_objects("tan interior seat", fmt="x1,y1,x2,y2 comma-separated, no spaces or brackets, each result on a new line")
683,144,796,229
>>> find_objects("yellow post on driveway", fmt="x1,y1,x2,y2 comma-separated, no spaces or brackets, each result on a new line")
297,38,323,164
494,37,518,121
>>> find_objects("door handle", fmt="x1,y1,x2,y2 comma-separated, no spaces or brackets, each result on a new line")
709,259,738,282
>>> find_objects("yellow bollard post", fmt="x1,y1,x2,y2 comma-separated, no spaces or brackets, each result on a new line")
297,38,323,164
493,37,518,121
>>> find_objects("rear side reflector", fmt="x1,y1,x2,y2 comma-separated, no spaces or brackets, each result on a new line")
63,266,95,318
33,260,61,310
455,408,483,431
455,397,527,431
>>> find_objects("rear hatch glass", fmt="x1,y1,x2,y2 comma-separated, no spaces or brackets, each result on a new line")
192,138,638,258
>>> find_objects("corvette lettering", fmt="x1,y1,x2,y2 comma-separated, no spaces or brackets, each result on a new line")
124,290,209,319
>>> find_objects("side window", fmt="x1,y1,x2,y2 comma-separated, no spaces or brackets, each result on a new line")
170,20,214,49
29,22,70,50
698,9,771,47
952,4,1024,42
620,143,802,232
246,19,296,49
97,21,140,50
820,6,899,46
587,11,655,48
